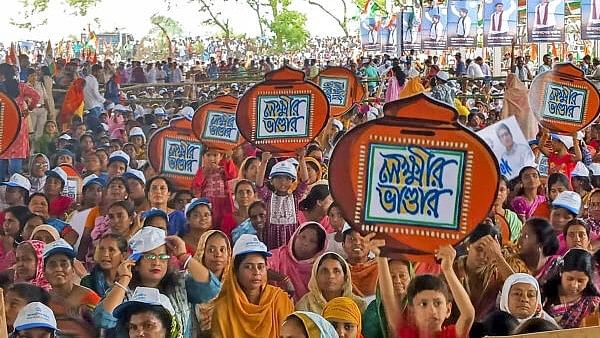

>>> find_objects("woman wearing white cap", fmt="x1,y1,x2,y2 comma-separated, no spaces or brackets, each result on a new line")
10,302,58,338
95,226,220,338
212,234,294,337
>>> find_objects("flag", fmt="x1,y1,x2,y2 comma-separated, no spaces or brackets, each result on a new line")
46,40,56,76
5,42,17,65
363,0,381,17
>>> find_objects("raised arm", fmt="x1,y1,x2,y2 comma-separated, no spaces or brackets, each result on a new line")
296,148,309,183
538,129,551,158
166,235,210,283
572,132,583,162
437,245,475,338
366,234,399,334
255,151,272,188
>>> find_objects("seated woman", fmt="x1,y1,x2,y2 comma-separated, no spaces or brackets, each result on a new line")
194,230,231,337
113,287,181,338
323,297,364,338
0,206,32,271
268,221,328,301
13,240,51,290
30,224,60,244
511,218,560,284
498,273,558,325
44,167,74,220
107,200,138,239
9,302,58,338
532,173,570,219
542,248,600,328
362,259,412,338
42,239,100,337
511,166,546,222
230,179,257,226
4,283,50,333
146,176,186,236
94,226,219,338
211,234,294,338
81,233,128,297
297,184,333,233
559,219,593,254
495,176,523,241
181,198,213,254
296,252,365,314
280,311,338,338
231,200,267,244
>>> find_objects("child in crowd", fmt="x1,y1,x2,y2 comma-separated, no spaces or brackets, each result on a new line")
539,131,582,178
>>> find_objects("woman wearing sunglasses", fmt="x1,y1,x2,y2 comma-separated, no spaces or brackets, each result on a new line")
94,226,221,338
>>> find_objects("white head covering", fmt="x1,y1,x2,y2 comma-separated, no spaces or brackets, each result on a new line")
499,273,542,323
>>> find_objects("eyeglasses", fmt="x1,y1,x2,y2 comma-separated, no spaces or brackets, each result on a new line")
35,163,49,167
141,253,171,261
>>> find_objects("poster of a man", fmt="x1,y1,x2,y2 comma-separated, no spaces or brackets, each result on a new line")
421,5,447,50
484,0,517,46
447,0,478,47
398,9,422,52
527,0,564,42
360,15,381,51
581,0,600,39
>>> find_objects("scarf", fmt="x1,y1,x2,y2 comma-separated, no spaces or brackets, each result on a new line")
499,273,544,323
322,297,364,337
194,230,231,332
268,222,328,301
14,240,51,291
399,77,425,99
291,311,339,338
350,259,379,298
211,264,294,338
296,252,365,314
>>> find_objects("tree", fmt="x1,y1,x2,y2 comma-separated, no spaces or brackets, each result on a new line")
263,0,309,52
194,0,234,52
150,14,183,59
19,0,101,15
246,0,266,38
306,0,351,37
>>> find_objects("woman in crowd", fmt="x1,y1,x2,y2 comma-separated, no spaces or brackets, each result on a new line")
194,230,231,337
107,200,138,239
146,176,186,236
304,157,323,188
0,206,32,271
95,226,219,337
532,173,571,219
296,252,365,314
9,302,58,338
28,154,50,194
43,167,74,219
297,184,333,233
81,233,128,297
559,219,592,254
510,218,560,284
322,297,364,338
231,179,256,226
280,312,338,338
181,198,213,254
495,176,523,241
13,240,51,290
211,234,294,338
583,189,600,250
542,248,600,328
512,166,547,221
268,221,328,301
30,224,60,244
497,273,558,325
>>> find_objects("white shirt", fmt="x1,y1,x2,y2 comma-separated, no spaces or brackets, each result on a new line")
481,63,492,76
537,64,551,76
489,1,517,34
451,6,472,36
171,68,183,83
83,74,105,110
533,0,560,29
467,63,484,79
146,67,157,83
425,11,445,41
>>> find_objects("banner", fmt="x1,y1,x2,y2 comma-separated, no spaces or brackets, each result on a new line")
397,9,421,51
421,5,448,50
447,0,479,47
360,15,382,51
477,116,536,179
527,0,565,42
581,0,600,40
483,0,518,46
379,15,398,53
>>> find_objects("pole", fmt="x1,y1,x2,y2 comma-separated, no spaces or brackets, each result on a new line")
400,7,404,58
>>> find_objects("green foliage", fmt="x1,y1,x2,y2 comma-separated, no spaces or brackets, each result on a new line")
353,0,386,11
150,14,184,38
19,0,100,15
269,10,309,52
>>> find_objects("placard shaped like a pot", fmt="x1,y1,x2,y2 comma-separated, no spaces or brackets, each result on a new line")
328,94,500,262
147,116,203,190
58,164,82,202
236,66,329,155
529,63,600,134
192,95,244,151
315,66,365,118
0,92,22,156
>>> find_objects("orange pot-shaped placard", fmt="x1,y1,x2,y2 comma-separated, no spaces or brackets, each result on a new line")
329,94,499,262
58,164,82,202
0,92,22,155
147,116,203,190
315,66,365,118
529,63,600,134
236,66,329,154
192,95,244,151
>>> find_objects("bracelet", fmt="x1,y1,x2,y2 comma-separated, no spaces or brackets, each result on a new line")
182,255,193,270
114,281,128,292
177,252,188,259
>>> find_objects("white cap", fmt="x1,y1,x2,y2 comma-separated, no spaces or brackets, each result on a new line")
332,119,344,131
105,102,115,110
436,71,449,81
2,173,32,191
43,238,76,259
551,134,574,149
82,174,105,188
572,162,590,177
123,168,146,184
129,127,146,142
552,191,582,215
185,198,211,217
114,104,132,112
589,163,600,176
154,107,166,116
128,227,166,260
109,150,130,166
232,234,271,258
58,133,72,141
179,106,195,120
100,123,109,131
113,287,175,318
13,302,57,332
45,167,68,186
269,160,298,180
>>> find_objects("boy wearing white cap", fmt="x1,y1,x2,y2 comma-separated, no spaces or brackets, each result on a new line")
255,148,309,249
107,150,130,178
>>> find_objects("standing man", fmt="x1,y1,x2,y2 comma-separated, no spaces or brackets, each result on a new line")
467,56,484,79
537,53,552,76
454,52,466,76
83,64,106,133
512,56,533,81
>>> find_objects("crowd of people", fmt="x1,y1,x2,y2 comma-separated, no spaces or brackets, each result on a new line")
2,35,600,338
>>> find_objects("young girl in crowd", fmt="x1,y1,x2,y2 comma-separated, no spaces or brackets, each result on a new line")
539,132,582,178
297,184,333,233
256,150,309,250
550,191,581,236
181,198,213,254
512,166,547,221
34,120,58,155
